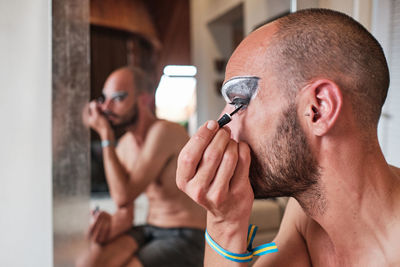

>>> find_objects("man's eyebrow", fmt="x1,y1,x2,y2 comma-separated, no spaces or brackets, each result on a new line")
222,76,260,87
111,91,128,97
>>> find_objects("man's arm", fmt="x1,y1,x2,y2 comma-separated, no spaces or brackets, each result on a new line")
176,121,311,266
106,122,185,207
254,198,311,267
83,101,133,207
83,102,176,207
177,121,253,267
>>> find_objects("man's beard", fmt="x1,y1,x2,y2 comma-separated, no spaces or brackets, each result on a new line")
249,101,321,201
104,103,139,132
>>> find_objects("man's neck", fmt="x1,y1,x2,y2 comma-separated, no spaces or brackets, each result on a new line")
126,107,157,145
297,134,400,262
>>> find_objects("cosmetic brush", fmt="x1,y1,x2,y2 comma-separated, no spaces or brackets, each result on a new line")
217,104,244,128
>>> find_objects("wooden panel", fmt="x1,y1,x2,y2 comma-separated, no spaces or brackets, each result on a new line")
90,0,160,48
90,26,128,99
145,0,191,77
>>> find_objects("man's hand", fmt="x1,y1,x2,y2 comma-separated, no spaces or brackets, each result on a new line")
87,209,112,244
82,100,113,140
176,120,254,256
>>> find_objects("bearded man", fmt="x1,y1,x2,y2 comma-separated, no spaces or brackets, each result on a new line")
78,66,206,267
176,9,400,267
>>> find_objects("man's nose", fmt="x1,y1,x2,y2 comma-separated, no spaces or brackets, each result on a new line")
227,117,241,142
101,98,113,110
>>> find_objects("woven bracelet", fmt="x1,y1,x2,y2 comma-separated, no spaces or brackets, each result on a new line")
205,224,278,263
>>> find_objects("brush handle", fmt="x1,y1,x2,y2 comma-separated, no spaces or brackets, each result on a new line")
218,113,231,128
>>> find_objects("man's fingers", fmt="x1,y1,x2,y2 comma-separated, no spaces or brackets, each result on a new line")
176,120,219,187
211,140,238,191
89,101,100,116
207,140,238,205
82,103,91,126
97,217,109,243
91,222,101,242
88,211,102,239
194,128,231,188
88,216,98,238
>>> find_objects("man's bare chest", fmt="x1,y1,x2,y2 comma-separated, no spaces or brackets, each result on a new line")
304,220,400,266
116,137,141,172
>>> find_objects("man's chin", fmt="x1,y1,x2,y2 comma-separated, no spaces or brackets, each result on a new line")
250,176,292,199
252,189,288,199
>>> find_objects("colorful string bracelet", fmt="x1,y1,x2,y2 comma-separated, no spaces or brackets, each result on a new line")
205,224,278,263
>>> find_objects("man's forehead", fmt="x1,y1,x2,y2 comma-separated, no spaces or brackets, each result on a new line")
224,22,277,82
224,50,265,83
102,89,129,97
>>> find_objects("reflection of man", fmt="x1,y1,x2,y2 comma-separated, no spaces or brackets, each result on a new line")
78,66,206,267
177,9,400,266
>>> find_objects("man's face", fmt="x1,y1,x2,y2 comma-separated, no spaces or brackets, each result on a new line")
223,23,320,199
99,69,138,128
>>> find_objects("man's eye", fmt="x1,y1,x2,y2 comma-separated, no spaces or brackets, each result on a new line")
113,96,126,102
221,76,259,107
230,97,250,109
97,95,105,104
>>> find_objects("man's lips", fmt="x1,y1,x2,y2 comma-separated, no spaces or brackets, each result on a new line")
102,110,119,120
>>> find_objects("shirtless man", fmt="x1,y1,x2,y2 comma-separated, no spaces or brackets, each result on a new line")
176,9,400,267
79,66,206,267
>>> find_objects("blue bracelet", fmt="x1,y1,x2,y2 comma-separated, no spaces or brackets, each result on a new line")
101,140,115,148
205,224,278,263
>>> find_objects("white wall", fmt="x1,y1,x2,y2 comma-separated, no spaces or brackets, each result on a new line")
244,0,290,34
373,0,400,166
0,0,52,266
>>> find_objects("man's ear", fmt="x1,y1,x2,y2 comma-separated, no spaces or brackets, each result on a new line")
302,79,343,136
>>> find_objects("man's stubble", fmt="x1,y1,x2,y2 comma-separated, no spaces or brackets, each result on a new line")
249,101,326,214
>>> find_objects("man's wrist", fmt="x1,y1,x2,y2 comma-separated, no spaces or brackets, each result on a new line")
206,213,249,254
100,128,115,142
101,140,115,148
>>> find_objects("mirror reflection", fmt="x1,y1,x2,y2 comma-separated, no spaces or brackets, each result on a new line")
78,1,207,266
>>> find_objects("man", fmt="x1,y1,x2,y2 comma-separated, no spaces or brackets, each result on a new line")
176,8,400,267
78,66,206,267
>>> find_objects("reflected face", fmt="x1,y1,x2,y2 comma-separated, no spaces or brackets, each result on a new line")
223,22,320,199
99,69,138,127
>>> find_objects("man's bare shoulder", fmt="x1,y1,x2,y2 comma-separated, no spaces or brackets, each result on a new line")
390,165,400,176
148,120,189,144
255,198,312,267
282,197,309,234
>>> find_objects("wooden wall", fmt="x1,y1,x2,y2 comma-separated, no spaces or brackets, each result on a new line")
90,0,190,98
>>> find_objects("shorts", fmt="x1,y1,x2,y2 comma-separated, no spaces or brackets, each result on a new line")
127,225,205,267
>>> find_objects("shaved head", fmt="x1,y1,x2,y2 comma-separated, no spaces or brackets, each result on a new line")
266,9,389,128
107,66,155,95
